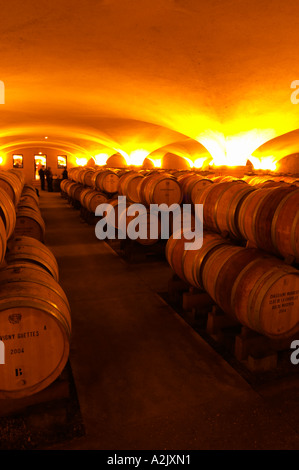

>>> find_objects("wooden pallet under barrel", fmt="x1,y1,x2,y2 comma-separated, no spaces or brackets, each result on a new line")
0,361,85,450
166,263,299,378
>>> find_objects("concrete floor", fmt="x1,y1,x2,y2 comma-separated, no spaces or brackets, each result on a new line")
38,190,299,450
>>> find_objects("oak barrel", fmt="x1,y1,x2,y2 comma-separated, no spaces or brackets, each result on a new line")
60,179,72,197
178,174,214,204
0,217,6,266
0,171,23,205
118,172,144,203
271,188,299,261
18,194,40,211
0,263,71,399
6,236,59,281
0,187,16,240
81,168,96,187
83,190,109,213
237,185,298,256
79,187,95,207
92,170,119,194
195,181,255,238
201,244,299,339
14,208,46,242
137,173,182,207
166,230,229,287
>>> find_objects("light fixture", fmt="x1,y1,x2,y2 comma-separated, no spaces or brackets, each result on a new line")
94,153,109,166
127,149,149,166
76,157,88,166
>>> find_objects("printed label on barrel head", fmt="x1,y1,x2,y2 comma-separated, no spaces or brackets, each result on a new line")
154,181,181,205
269,289,299,313
0,308,65,391
262,278,299,336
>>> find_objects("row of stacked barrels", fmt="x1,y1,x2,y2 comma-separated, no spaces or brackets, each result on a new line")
61,167,185,245
61,165,299,340
166,172,299,341
0,170,71,399
61,166,299,256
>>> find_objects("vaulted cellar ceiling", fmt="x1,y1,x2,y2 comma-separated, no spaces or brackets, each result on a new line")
1,0,299,168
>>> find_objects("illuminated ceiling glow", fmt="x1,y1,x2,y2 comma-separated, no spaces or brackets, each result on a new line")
0,1,299,171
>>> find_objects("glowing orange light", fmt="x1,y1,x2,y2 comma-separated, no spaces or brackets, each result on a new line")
94,153,109,166
196,129,277,168
147,158,161,168
127,149,149,166
183,156,193,168
248,155,277,171
76,157,88,166
193,157,207,168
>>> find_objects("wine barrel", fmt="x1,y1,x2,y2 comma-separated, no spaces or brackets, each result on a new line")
166,230,229,287
72,183,86,202
195,181,255,238
79,187,95,207
0,217,6,265
253,178,276,188
0,171,23,205
118,172,144,203
60,179,71,194
92,170,119,194
61,179,75,198
281,177,299,186
258,181,290,189
210,175,237,183
237,185,298,256
64,181,79,198
182,232,231,288
137,173,182,207
68,167,82,182
232,256,299,339
165,233,190,282
18,194,40,211
81,168,96,187
65,182,82,201
8,169,25,187
0,263,71,399
0,187,16,240
6,236,59,281
201,244,299,339
202,245,262,316
73,167,87,184
21,185,39,201
20,186,39,207
271,188,299,261
83,190,109,213
14,208,46,242
179,174,213,204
